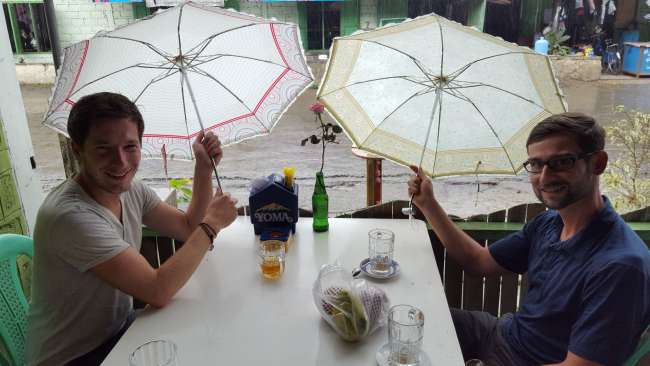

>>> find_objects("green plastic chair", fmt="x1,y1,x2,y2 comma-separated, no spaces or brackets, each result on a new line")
624,325,650,366
0,234,33,366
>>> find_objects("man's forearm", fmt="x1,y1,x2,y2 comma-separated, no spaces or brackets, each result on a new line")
151,228,214,307
419,199,487,274
185,166,213,229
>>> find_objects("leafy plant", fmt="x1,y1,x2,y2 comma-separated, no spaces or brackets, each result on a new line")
543,28,571,56
301,102,343,173
603,106,650,212
168,178,193,204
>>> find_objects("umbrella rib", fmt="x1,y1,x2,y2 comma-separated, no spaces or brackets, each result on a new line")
448,51,542,80
65,63,174,101
318,75,420,98
435,14,445,77
184,23,283,66
447,88,519,173
358,88,429,147
187,66,253,112
448,81,550,113
440,84,466,101
186,65,269,133
133,64,177,70
98,35,171,59
133,66,179,104
339,39,438,97
358,40,435,75
187,53,310,79
176,1,184,60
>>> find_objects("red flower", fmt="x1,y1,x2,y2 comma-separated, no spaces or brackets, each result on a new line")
310,102,325,114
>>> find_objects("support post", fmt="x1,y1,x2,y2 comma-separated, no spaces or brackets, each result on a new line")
43,0,78,177
352,148,383,206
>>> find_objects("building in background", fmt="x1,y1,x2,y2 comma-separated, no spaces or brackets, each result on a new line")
230,0,487,52
2,0,649,70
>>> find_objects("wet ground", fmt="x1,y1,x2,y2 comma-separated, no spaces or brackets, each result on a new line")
21,76,650,218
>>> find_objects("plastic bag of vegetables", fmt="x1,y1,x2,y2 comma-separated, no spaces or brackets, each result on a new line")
313,263,389,341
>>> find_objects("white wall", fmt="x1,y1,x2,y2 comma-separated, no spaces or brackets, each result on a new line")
1,10,45,234
239,1,299,25
15,63,56,84
54,0,136,49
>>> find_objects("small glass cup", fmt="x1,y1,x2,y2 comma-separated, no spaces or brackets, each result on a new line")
368,228,395,275
129,340,177,366
258,240,285,279
388,304,424,366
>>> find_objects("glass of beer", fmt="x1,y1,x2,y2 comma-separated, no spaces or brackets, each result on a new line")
368,229,395,275
258,240,285,279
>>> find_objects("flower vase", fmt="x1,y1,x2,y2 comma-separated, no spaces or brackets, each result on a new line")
312,172,329,232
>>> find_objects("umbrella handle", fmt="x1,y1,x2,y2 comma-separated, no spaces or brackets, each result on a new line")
402,194,417,217
210,156,223,192
180,66,223,192
405,87,441,217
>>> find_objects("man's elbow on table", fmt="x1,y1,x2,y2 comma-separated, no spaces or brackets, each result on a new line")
144,287,172,309
91,246,177,309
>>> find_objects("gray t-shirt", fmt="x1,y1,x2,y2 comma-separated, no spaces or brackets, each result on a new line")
25,179,161,366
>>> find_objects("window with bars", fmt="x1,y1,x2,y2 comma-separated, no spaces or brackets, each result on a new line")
2,2,52,54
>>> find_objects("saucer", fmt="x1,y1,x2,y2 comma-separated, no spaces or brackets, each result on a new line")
360,258,400,279
376,343,431,366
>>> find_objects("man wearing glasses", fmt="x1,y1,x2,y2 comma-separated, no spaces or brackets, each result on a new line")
408,113,650,366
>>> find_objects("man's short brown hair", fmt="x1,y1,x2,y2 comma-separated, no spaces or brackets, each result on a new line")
67,92,144,146
526,112,605,154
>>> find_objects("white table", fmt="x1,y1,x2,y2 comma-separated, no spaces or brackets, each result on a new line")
102,217,463,366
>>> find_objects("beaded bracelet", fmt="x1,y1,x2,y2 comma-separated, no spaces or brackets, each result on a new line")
198,222,216,251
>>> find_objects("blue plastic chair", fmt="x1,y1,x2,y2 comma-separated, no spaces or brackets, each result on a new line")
0,234,33,366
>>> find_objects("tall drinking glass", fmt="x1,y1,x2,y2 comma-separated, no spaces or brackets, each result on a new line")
368,228,394,275
388,304,424,366
129,340,177,366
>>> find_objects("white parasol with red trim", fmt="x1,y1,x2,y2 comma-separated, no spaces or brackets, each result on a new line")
44,2,313,187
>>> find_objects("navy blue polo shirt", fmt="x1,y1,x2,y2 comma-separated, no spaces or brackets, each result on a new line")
489,197,650,365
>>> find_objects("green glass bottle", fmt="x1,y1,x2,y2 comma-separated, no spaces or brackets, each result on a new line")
312,171,329,232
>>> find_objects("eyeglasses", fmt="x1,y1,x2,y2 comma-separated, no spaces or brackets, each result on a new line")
523,152,596,174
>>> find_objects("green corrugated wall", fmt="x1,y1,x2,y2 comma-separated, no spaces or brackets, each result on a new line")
341,0,359,36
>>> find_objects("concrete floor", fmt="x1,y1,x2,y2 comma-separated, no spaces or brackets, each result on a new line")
20,77,650,218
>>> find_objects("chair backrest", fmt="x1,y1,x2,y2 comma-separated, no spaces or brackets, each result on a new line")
0,234,33,366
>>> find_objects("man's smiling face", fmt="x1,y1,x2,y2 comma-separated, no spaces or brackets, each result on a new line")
527,134,596,210
74,117,141,196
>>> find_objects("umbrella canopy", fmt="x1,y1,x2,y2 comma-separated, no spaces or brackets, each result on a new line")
45,2,313,160
317,14,566,178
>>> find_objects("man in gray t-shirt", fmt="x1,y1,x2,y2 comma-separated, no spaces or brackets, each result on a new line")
26,92,238,365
